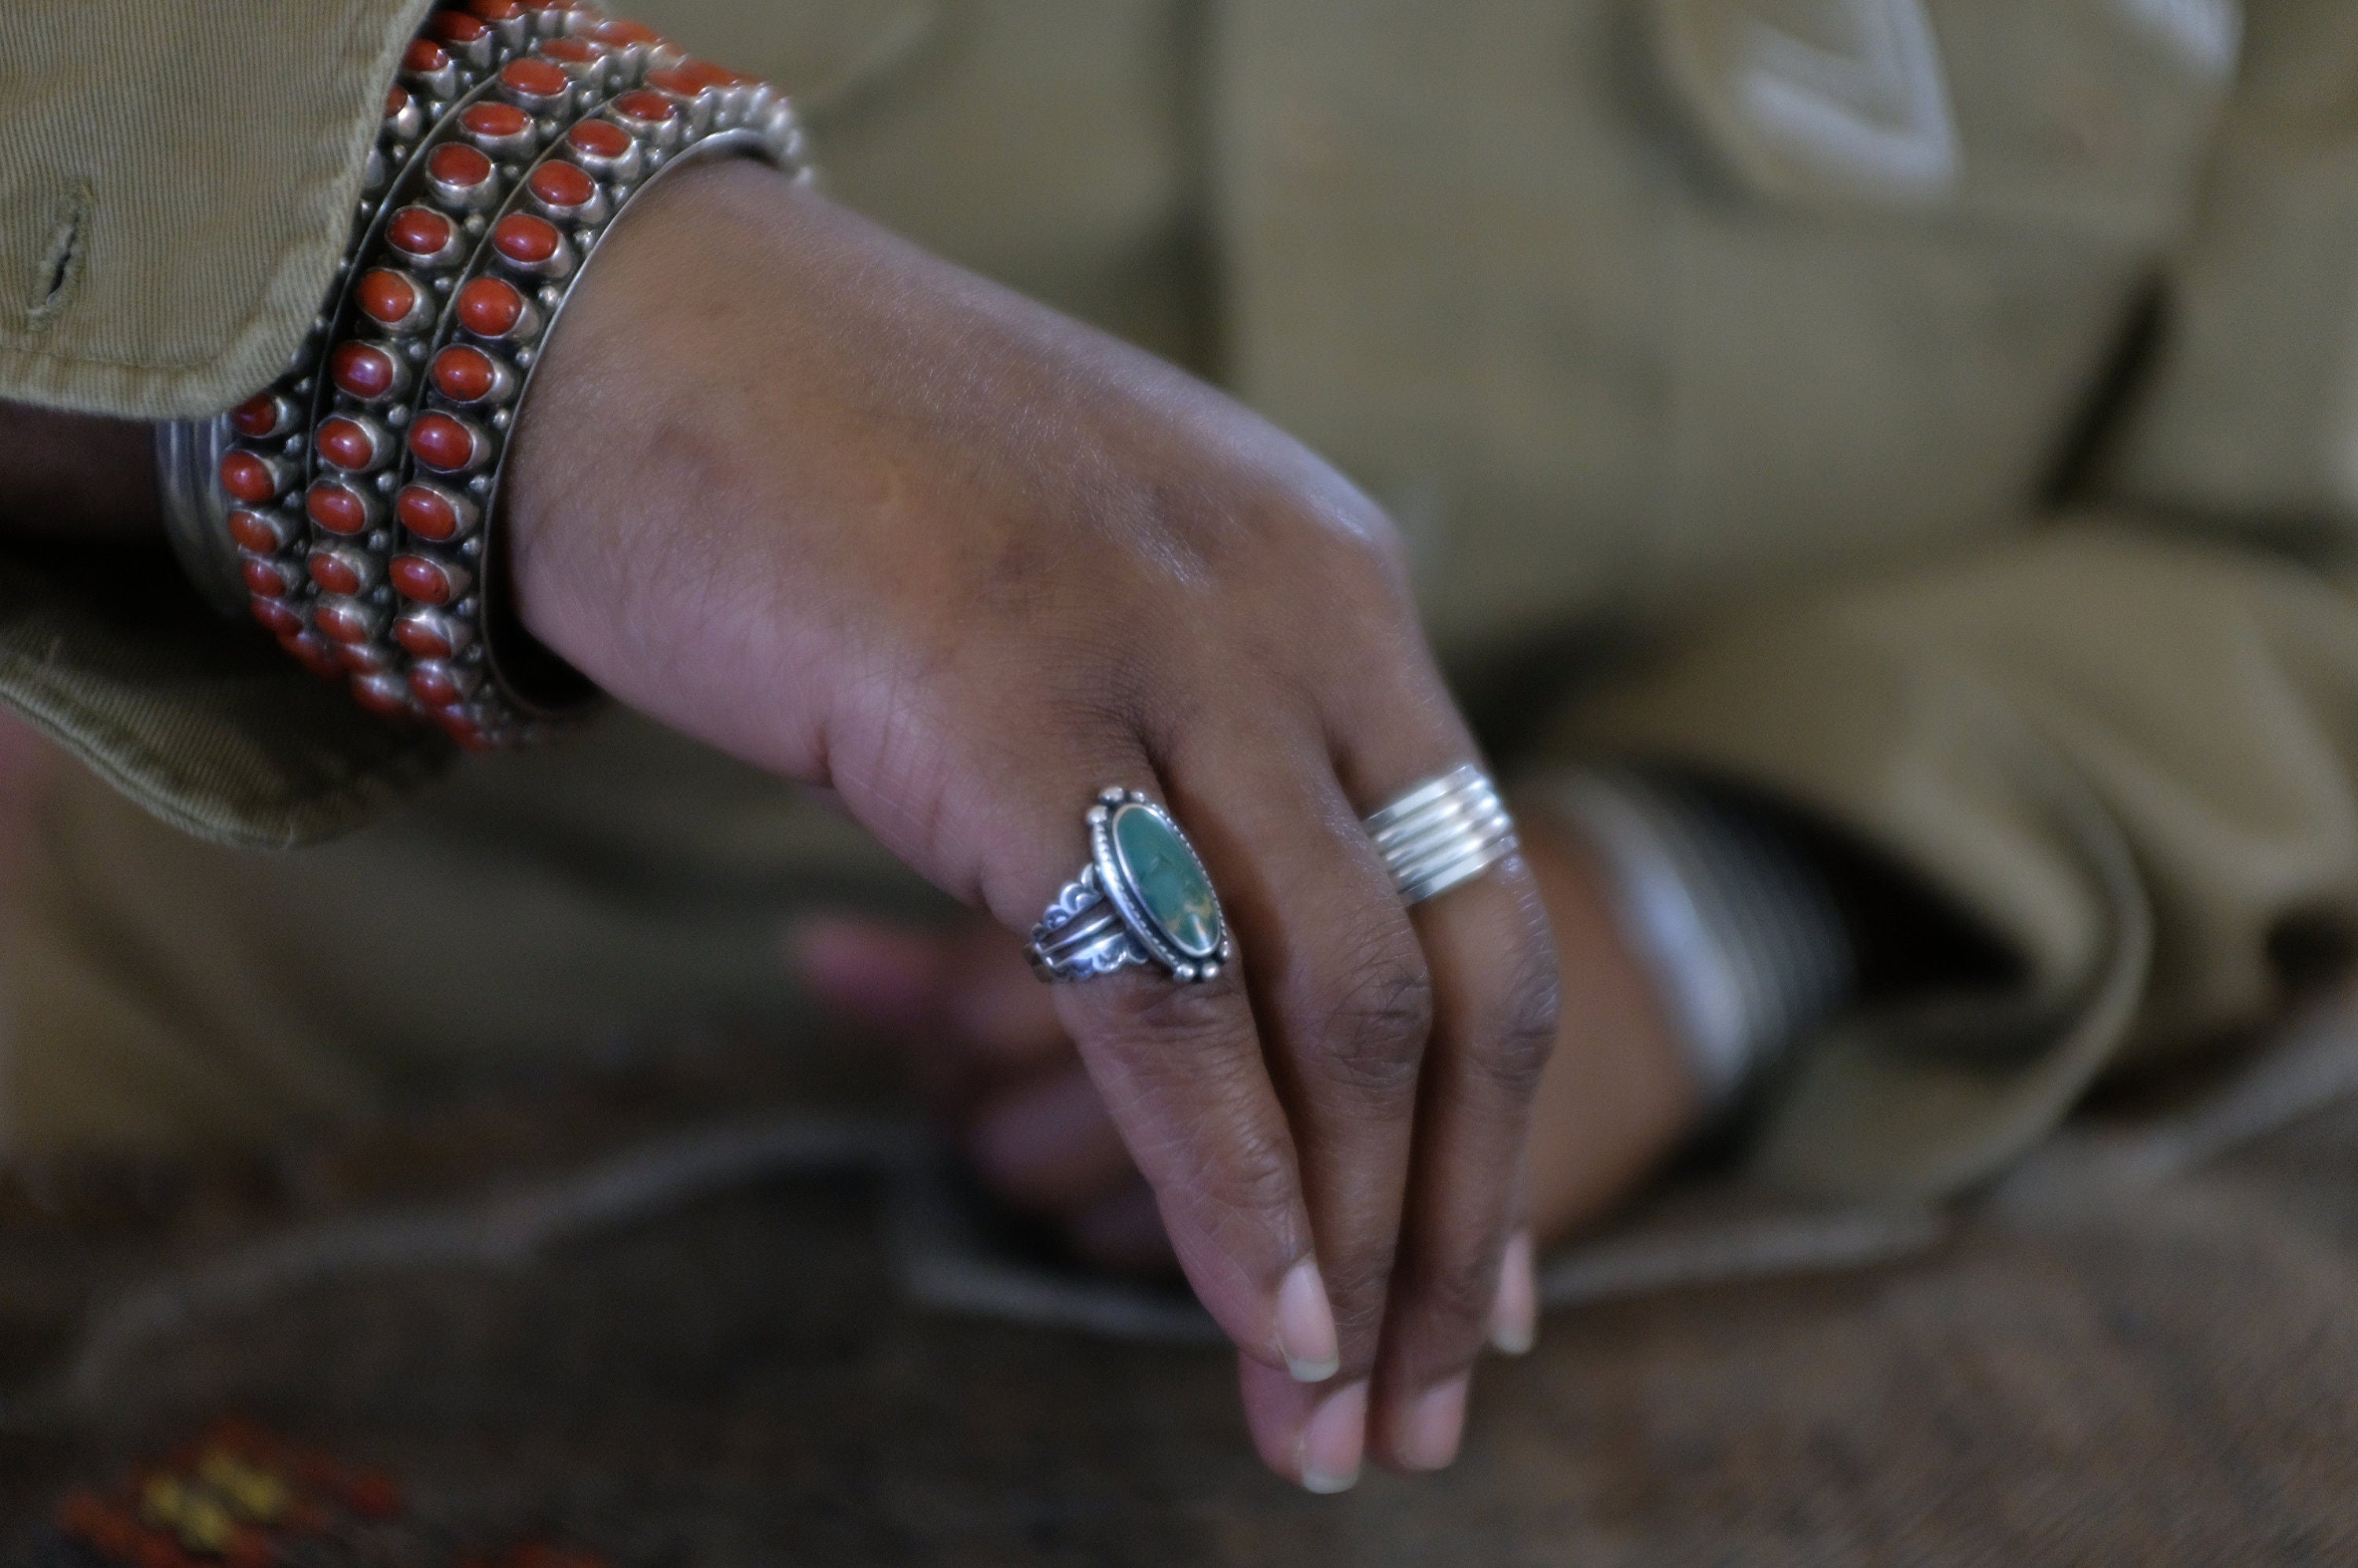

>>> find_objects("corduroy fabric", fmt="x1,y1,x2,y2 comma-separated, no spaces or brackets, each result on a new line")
0,549,446,848
0,0,438,418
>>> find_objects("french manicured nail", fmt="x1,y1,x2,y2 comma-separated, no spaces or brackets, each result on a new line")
1489,1229,1537,1356
1276,1258,1340,1383
1298,1379,1368,1494
1397,1375,1470,1472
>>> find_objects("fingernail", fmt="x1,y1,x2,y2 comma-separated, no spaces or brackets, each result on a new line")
1297,1379,1368,1494
1396,1375,1469,1472
1489,1230,1538,1357
1276,1258,1340,1383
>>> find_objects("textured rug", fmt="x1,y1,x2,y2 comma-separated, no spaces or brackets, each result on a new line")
7,1001,2358,1566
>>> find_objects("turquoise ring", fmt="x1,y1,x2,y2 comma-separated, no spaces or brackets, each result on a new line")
1027,788,1232,983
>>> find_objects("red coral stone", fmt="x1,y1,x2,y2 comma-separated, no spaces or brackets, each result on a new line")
455,277,526,337
308,552,363,596
219,451,281,504
431,345,499,402
395,611,457,658
229,394,285,438
356,269,421,327
396,484,466,540
330,340,399,399
542,37,601,64
462,101,532,141
391,554,459,604
501,57,568,99
281,630,345,679
587,17,662,45
529,160,597,208
242,556,299,597
228,508,293,553
409,413,480,472
351,671,413,718
385,86,410,117
427,9,488,42
316,599,378,645
614,89,677,125
251,598,306,637
439,711,497,751
492,214,561,266
408,662,470,705
675,58,752,89
567,119,631,159
643,66,703,96
307,482,371,535
387,208,452,264
402,39,449,73
466,0,523,17
428,142,495,191
315,416,380,472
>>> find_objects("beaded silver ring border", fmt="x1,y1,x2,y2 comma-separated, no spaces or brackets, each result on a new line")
1027,788,1233,984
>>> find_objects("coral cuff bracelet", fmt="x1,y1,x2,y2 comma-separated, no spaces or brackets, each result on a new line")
157,2,809,749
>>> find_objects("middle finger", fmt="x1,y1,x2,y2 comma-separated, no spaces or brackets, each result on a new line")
1156,714,1438,1449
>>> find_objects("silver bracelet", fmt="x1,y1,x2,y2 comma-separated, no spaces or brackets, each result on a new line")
1527,768,1855,1117
157,5,808,750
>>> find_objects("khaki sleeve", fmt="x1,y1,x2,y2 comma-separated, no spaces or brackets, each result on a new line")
0,0,447,846
1548,523,2358,1202
0,0,435,417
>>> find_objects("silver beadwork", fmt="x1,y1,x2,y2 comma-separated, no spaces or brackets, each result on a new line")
163,8,809,747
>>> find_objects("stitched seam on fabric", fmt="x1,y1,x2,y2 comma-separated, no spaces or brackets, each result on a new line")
0,656,443,848
0,0,435,376
22,182,91,334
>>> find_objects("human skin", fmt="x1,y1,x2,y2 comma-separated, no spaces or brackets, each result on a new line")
792,807,1705,1480
502,157,1574,1490
0,155,1675,1493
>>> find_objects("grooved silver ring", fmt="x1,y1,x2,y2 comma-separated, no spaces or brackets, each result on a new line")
1365,764,1517,905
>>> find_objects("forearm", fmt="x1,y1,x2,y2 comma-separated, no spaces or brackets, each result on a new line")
0,403,161,542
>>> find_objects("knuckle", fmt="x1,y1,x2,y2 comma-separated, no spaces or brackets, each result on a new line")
1409,1251,1502,1343
1465,931,1563,1100
1175,1122,1299,1230
1111,968,1248,1051
1322,1245,1403,1341
1309,935,1435,1097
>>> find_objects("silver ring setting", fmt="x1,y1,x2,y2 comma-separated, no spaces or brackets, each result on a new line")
1365,764,1517,905
1028,788,1233,983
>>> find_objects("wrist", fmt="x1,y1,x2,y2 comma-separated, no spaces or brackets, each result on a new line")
168,11,806,744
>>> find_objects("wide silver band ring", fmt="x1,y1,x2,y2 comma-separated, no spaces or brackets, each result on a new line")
1364,763,1517,905
1027,788,1233,983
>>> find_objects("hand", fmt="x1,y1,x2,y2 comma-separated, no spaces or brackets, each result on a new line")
506,159,1563,1489
792,800,1702,1296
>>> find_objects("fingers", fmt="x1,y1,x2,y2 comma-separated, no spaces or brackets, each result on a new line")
1240,1353,1368,1494
1374,866,1559,1467
1069,1180,1180,1275
1314,631,1560,1471
792,916,1067,1107
796,913,1170,1259
1137,722,1446,1477
968,1067,1137,1214
1056,964,1340,1379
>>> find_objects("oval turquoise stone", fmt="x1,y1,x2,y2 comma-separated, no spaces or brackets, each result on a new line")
1111,802,1222,960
